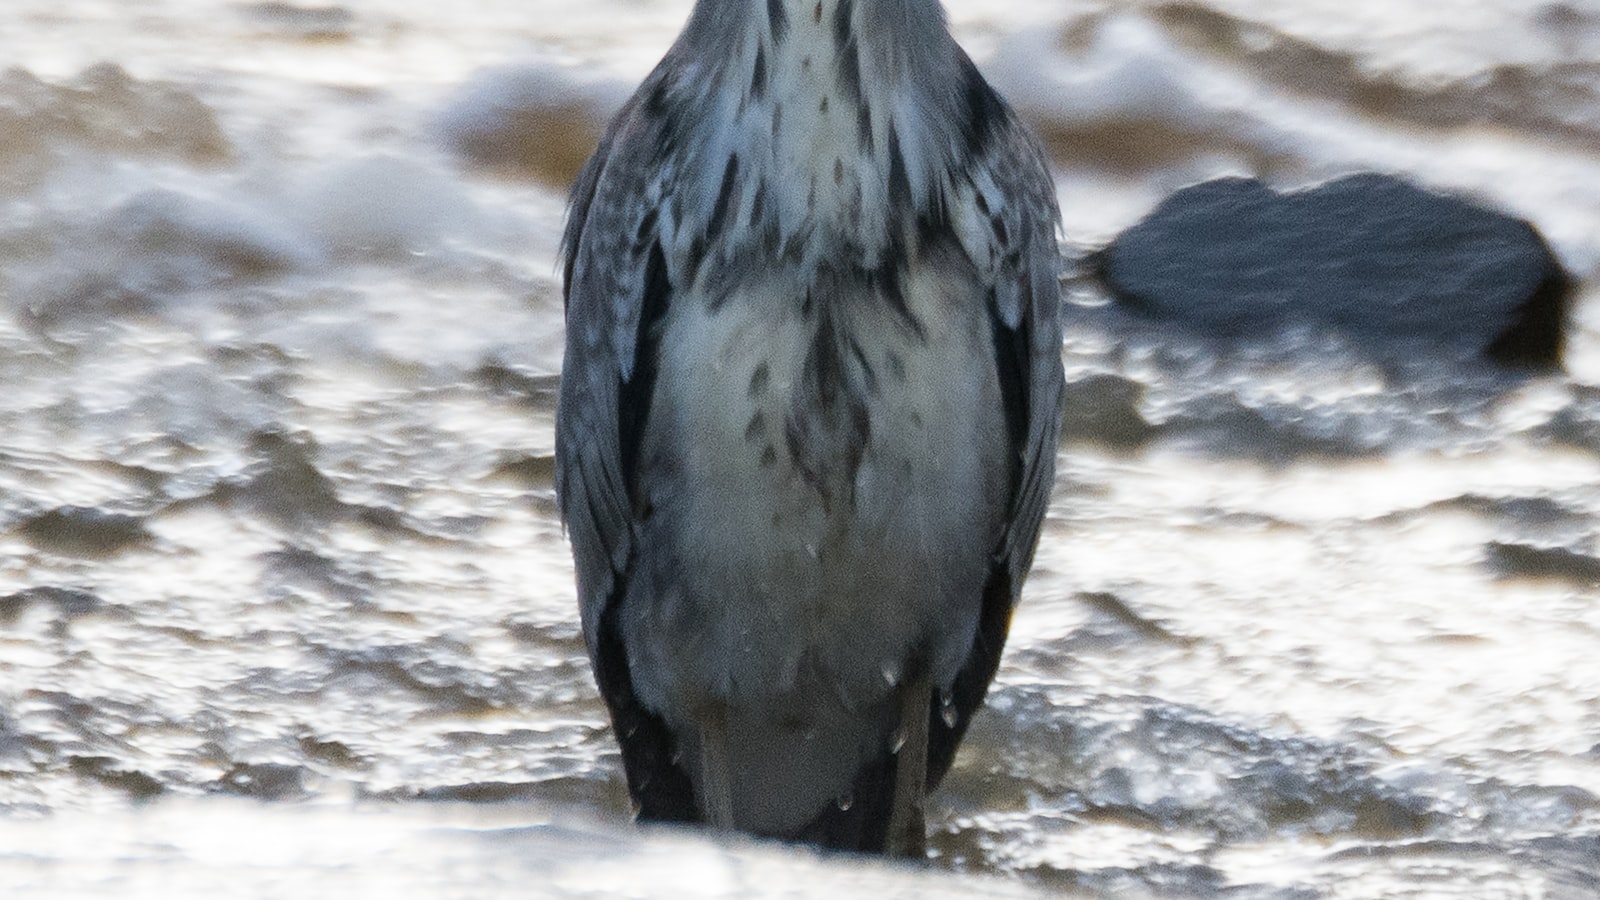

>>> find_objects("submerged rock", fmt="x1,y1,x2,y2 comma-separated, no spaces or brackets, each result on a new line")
1095,173,1571,368
436,64,627,186
17,507,151,557
0,65,232,192
1487,541,1600,584
1059,373,1157,450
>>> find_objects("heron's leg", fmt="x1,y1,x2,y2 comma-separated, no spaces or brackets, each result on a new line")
885,674,930,857
699,704,736,829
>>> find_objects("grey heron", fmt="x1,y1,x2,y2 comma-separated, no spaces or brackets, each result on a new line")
556,0,1063,855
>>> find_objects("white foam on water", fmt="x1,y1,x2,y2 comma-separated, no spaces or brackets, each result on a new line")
989,19,1230,130
290,154,480,259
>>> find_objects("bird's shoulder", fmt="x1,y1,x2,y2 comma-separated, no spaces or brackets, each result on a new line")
941,55,1061,330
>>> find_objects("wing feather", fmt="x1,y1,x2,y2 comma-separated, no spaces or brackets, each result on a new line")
557,59,706,822
926,59,1064,789
952,64,1064,591
556,65,680,656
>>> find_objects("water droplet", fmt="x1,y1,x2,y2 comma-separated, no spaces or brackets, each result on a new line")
940,690,959,728
890,726,907,754
669,748,683,765
880,660,902,687
836,792,853,811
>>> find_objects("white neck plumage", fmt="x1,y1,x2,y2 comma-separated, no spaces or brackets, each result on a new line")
667,0,969,273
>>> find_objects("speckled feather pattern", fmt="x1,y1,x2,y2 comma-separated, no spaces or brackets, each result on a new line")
557,0,1063,842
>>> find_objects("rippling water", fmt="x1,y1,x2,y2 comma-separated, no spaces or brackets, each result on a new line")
2,1,1599,897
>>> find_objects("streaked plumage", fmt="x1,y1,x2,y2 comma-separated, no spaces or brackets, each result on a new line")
556,0,1063,854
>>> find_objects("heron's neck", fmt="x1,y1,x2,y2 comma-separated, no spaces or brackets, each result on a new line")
679,0,963,271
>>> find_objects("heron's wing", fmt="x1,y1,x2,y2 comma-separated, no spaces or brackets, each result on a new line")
950,54,1064,594
557,69,678,653
926,57,1064,788
558,65,701,820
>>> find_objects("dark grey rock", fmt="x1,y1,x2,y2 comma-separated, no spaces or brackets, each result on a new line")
1096,173,1571,368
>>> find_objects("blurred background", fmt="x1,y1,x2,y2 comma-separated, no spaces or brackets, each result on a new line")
1,1,1598,896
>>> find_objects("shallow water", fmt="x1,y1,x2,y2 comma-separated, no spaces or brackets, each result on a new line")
1,1,1599,897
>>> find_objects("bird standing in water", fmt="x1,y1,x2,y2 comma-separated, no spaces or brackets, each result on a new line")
556,0,1062,855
